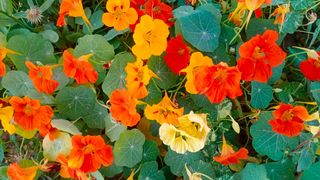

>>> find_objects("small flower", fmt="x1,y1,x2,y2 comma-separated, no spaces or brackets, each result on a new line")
26,6,43,24
144,92,184,125
228,2,246,26
300,51,320,81
132,15,169,59
67,135,114,173
213,136,248,166
25,61,59,94
110,89,141,127
125,58,157,99
102,0,138,31
63,50,98,84
237,30,286,82
164,35,190,74
0,104,15,135
180,52,213,94
271,4,290,26
269,103,310,137
7,162,38,180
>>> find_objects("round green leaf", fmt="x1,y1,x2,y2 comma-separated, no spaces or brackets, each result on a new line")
142,140,159,162
250,81,273,109
1,71,35,96
7,33,56,71
301,161,320,180
282,12,303,34
240,163,268,180
55,86,96,120
143,82,162,105
82,102,108,129
105,114,126,142
138,161,165,180
246,18,277,39
52,67,70,91
43,132,72,161
39,30,59,43
51,119,82,135
114,129,145,168
102,52,135,97
147,56,179,89
265,159,295,180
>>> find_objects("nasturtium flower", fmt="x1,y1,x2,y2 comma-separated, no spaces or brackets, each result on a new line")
164,35,190,74
25,61,59,94
0,104,15,135
300,51,320,81
213,136,248,166
125,58,157,99
0,46,18,77
7,162,38,180
194,62,242,104
144,92,184,125
228,2,246,26
68,135,114,173
180,52,213,94
63,50,98,84
9,96,53,131
102,0,138,31
56,0,91,27
159,111,210,154
110,89,141,127
132,15,169,59
57,154,88,180
271,4,290,26
144,0,173,26
237,30,286,82
269,103,310,137
305,112,320,136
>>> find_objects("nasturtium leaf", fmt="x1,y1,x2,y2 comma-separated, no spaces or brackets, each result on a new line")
250,112,299,161
82,102,108,129
142,140,159,162
178,8,220,52
91,171,104,180
43,132,72,161
240,163,268,180
102,52,135,97
265,159,295,180
51,119,82,135
104,28,129,41
0,143,4,162
52,67,70,91
143,82,162,105
297,146,315,172
15,126,37,139
287,47,308,67
310,82,320,107
114,129,145,168
1,71,35,96
100,164,123,178
25,89,55,105
138,161,165,180
74,34,114,63
39,30,59,43
88,10,104,30
268,62,285,84
55,86,96,120
173,5,194,19
182,160,215,180
164,148,203,176
290,0,314,11
7,33,56,71
281,12,303,34
246,18,277,39
301,161,320,180
147,56,179,89
250,81,273,109
0,166,8,179
105,114,126,142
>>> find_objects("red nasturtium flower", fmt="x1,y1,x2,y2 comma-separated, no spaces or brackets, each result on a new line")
237,30,286,82
300,51,320,81
57,154,88,180
194,62,242,104
63,50,98,84
9,96,53,131
144,0,174,26
56,0,91,27
7,162,38,180
68,135,113,173
164,35,190,74
269,103,310,137
110,89,141,127
25,61,59,94
213,136,248,166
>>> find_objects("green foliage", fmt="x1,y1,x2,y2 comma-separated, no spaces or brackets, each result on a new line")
250,81,273,109
138,161,165,180
1,71,34,96
301,161,320,180
265,159,295,180
239,163,268,180
142,140,159,162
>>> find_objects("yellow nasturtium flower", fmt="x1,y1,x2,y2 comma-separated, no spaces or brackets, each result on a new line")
102,0,138,31
0,105,15,134
305,111,320,135
144,92,184,125
125,58,157,99
132,15,169,59
159,111,210,154
180,52,213,94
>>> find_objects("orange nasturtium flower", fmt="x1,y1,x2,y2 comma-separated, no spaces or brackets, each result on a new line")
125,58,157,99
102,0,138,31
300,51,320,81
7,162,38,180
144,92,184,125
9,96,53,131
68,135,114,173
0,46,18,77
25,61,59,94
194,62,242,104
271,4,290,26
57,155,88,180
213,136,248,166
132,15,169,59
269,103,310,137
56,0,91,27
110,89,141,127
228,2,246,26
237,30,286,82
63,50,98,84
180,52,213,94
0,104,15,134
